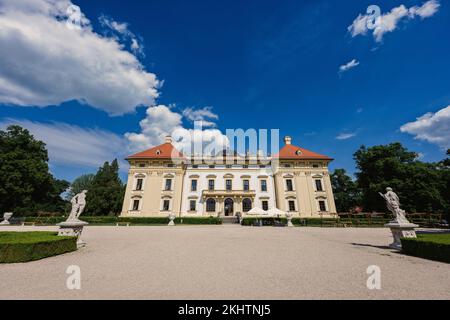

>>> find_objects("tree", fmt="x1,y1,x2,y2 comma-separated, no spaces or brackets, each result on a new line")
66,174,95,200
0,125,69,215
85,159,124,216
331,169,361,213
354,143,447,213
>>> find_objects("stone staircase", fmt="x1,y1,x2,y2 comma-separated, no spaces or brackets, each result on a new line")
221,216,238,224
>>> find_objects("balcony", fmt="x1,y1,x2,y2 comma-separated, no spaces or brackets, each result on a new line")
201,189,256,199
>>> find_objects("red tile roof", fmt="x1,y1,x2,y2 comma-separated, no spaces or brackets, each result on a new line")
274,144,333,160
127,142,185,160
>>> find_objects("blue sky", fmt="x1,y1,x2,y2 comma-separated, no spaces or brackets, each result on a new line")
0,0,449,182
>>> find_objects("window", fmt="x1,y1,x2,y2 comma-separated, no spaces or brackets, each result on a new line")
262,201,269,211
191,180,197,191
162,200,170,211
189,200,196,211
139,163,146,167
226,165,232,169
209,165,215,169
319,200,327,212
243,180,250,191
206,198,216,212
284,164,291,168
167,164,174,168
288,200,296,212
192,165,199,169
135,178,143,191
312,164,319,168
259,165,266,168
243,165,249,169
315,179,323,191
242,198,252,212
208,179,215,191
226,179,232,191
165,179,172,191
261,180,267,192
132,200,140,211
286,179,293,191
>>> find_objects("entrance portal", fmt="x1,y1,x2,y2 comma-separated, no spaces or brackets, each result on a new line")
224,198,234,216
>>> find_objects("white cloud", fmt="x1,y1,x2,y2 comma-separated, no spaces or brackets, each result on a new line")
400,105,450,149
339,59,360,73
182,107,219,128
348,0,440,42
336,132,357,140
99,14,145,57
0,119,128,169
0,0,159,115
125,105,229,155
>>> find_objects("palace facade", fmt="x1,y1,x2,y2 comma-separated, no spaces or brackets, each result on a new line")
121,136,337,218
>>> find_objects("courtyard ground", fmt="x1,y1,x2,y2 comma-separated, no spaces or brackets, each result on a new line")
0,225,449,300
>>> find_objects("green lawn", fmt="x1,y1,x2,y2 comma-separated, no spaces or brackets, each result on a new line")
0,232,77,263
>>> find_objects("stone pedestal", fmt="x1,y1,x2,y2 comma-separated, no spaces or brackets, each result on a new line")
286,214,294,227
385,222,419,250
0,212,13,225
168,213,176,226
57,219,89,248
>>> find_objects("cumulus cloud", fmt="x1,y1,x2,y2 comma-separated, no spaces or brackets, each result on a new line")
400,105,450,149
336,132,357,140
339,59,360,73
182,107,219,128
0,0,159,115
348,0,440,42
125,105,228,156
0,119,128,169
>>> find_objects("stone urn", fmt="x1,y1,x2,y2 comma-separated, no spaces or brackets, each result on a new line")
285,212,294,227
384,222,419,250
168,213,176,226
0,212,13,225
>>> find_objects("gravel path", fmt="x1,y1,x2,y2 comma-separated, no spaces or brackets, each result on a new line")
1,225,449,300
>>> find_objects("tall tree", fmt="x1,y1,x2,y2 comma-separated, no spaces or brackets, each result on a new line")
85,159,124,216
0,125,69,215
66,174,95,200
354,143,446,213
331,169,361,213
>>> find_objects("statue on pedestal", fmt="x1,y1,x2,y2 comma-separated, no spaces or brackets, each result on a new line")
57,190,89,248
380,187,418,250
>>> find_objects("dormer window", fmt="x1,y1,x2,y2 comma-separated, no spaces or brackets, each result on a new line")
156,150,161,155
296,150,302,156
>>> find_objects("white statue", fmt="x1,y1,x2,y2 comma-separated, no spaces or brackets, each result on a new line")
379,187,410,224
67,190,88,222
0,212,13,225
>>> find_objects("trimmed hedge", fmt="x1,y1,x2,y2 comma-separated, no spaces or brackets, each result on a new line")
0,232,77,263
21,216,223,225
401,234,450,263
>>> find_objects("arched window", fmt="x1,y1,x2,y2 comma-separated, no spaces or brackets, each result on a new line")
242,198,252,212
206,198,216,212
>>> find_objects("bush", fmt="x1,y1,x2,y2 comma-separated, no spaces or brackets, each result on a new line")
292,218,340,227
17,216,223,226
401,234,450,263
0,232,77,263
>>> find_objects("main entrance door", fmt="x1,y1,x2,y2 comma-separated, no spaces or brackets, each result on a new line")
224,198,234,216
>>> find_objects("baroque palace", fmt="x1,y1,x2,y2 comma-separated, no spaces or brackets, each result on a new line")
121,136,337,218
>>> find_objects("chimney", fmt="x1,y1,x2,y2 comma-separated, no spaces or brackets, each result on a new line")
165,135,173,144
284,136,292,145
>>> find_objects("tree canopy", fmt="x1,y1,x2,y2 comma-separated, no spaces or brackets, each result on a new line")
84,159,124,216
330,169,361,213
350,143,449,214
0,125,69,215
